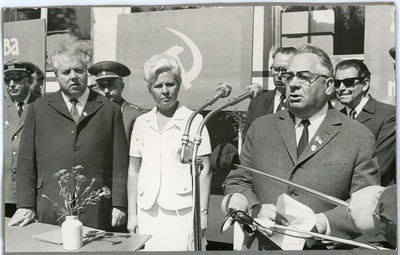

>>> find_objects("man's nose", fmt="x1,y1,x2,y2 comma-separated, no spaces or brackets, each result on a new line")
9,79,16,87
104,87,110,93
161,85,169,93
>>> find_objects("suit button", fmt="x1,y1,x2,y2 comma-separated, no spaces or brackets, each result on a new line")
14,135,18,140
12,151,17,156
71,130,75,134
12,169,16,174
290,192,296,197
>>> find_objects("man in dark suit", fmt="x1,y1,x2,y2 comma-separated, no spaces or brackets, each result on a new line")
335,60,396,186
223,45,380,250
88,61,144,143
8,38,129,231
244,47,296,135
3,60,41,217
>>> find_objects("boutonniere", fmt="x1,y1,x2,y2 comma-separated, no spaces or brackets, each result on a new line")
315,136,323,145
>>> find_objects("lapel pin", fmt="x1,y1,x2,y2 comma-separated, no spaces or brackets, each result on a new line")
83,112,88,116
5,120,9,126
311,145,317,151
315,136,323,145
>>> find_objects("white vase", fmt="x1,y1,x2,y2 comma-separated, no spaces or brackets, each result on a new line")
61,215,83,250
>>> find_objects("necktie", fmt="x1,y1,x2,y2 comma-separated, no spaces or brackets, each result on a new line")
349,109,356,120
297,119,310,158
276,94,287,112
17,102,24,117
69,98,80,124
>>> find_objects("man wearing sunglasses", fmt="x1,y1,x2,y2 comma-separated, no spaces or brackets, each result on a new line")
88,61,144,142
335,60,396,187
3,60,41,218
244,47,296,135
224,45,379,250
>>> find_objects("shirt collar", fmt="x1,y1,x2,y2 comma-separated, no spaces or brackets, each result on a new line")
346,95,369,116
15,91,31,106
294,103,329,128
61,87,90,106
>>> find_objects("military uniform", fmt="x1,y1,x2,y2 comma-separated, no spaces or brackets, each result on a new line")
120,98,145,143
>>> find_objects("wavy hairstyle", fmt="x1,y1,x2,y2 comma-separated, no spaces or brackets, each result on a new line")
143,54,182,88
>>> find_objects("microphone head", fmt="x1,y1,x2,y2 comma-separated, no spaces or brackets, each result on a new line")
246,83,263,99
210,143,240,172
221,193,249,215
216,82,232,98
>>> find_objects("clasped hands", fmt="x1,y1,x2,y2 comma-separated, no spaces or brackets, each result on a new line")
8,207,127,228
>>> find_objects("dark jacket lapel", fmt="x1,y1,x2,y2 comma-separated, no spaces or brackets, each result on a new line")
356,96,375,124
80,90,104,122
277,110,297,164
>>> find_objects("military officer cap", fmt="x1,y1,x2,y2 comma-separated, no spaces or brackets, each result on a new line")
88,61,131,81
4,59,35,75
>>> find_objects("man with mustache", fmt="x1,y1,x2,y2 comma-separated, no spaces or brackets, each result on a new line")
334,59,396,187
223,44,380,250
3,60,40,217
88,61,144,142
8,37,129,231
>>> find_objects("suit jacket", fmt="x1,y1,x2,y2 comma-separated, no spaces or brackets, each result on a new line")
340,96,396,186
244,89,276,136
4,92,40,204
376,185,397,247
16,90,129,230
120,98,144,143
223,107,380,246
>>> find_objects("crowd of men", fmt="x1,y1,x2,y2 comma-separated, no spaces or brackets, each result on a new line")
3,38,397,250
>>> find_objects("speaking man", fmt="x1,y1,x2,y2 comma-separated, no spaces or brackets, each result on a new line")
223,44,380,250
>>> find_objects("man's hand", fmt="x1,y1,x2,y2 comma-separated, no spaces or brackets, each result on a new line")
348,185,386,236
8,208,37,227
111,207,127,228
253,204,288,237
127,214,138,234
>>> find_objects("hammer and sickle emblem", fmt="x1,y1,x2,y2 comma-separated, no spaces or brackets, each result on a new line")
164,28,203,90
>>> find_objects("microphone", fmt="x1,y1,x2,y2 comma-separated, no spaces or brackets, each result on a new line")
193,83,262,149
180,82,232,163
220,193,252,233
227,83,263,105
210,143,240,172
207,82,232,105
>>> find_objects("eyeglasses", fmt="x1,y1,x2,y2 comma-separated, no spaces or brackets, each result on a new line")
281,71,329,86
4,74,30,85
333,77,365,88
270,65,287,75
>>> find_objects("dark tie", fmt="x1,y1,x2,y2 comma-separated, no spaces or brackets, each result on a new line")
276,94,287,112
349,109,356,120
69,98,80,124
17,102,24,117
297,119,310,158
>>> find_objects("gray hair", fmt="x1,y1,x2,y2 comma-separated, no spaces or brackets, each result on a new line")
295,44,334,77
143,53,182,87
47,36,93,73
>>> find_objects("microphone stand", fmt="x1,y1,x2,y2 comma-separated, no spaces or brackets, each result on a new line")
190,89,259,250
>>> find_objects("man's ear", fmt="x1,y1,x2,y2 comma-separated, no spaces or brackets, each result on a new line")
325,78,334,96
362,78,370,93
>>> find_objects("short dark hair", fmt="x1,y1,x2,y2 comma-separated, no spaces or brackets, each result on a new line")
335,59,371,79
272,47,297,58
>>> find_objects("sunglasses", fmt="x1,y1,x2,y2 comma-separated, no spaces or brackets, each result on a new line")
334,77,365,88
4,74,30,85
281,71,328,86
270,65,287,75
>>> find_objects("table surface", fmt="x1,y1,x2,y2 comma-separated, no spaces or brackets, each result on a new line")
4,218,151,253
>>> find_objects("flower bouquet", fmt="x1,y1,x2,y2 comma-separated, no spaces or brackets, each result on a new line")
42,165,111,250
